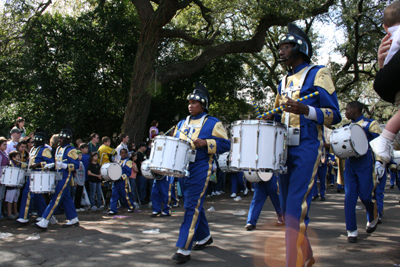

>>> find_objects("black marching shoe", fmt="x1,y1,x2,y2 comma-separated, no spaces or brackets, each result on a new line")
150,212,160,218
366,223,378,234
312,195,319,201
320,197,326,201
245,224,256,231
347,236,358,243
172,253,191,263
192,237,213,250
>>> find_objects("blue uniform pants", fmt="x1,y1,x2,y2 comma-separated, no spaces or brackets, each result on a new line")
375,172,387,219
18,177,47,220
312,163,327,198
247,175,282,226
42,174,77,221
110,179,135,213
170,180,179,206
231,172,246,194
136,175,147,203
389,170,397,186
344,151,378,231
152,176,173,214
176,159,212,250
327,165,335,185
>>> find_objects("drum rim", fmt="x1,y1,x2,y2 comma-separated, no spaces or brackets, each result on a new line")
153,135,190,144
150,166,185,178
231,120,286,127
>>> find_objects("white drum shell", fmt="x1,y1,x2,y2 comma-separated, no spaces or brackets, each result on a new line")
330,124,368,159
141,160,165,180
393,151,400,166
101,163,122,181
1,167,26,188
218,152,230,172
230,120,287,172
149,136,190,177
30,171,60,194
244,171,273,183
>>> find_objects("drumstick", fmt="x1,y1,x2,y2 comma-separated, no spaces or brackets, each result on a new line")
257,91,319,118
164,126,176,136
176,128,194,142
252,99,261,116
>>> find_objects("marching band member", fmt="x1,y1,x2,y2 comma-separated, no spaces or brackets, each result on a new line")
343,101,382,242
108,148,135,215
150,175,174,217
263,23,341,266
36,126,80,230
312,142,330,201
245,174,284,231
171,82,230,263
17,129,54,225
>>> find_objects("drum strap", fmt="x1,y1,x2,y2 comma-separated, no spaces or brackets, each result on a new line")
184,114,209,139
119,159,128,168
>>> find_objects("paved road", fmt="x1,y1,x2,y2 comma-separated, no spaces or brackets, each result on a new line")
1,182,400,267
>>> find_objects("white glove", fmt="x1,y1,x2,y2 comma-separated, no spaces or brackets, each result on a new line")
56,161,68,170
375,161,385,180
43,163,55,169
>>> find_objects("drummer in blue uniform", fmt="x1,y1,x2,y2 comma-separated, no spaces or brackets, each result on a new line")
172,82,231,263
17,128,55,225
263,23,341,266
343,101,383,242
36,126,80,230
151,175,174,217
245,173,284,230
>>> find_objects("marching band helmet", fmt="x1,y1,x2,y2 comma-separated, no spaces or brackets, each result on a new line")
33,128,48,147
187,82,210,112
59,125,74,146
278,23,313,63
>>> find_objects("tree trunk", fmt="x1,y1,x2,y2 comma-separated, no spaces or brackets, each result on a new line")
122,21,160,144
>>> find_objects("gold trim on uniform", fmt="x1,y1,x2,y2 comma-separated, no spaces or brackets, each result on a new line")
67,164,75,172
167,181,173,215
211,122,229,139
122,174,128,180
124,180,133,209
125,160,133,168
46,173,72,220
206,139,217,154
295,125,323,267
320,108,334,126
313,68,335,95
42,148,52,159
185,155,213,250
67,149,79,160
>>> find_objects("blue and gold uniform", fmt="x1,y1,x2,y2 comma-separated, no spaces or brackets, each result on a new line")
344,115,381,235
151,176,174,216
18,146,54,222
109,158,135,214
174,111,230,251
273,62,341,266
41,144,79,223
246,174,283,228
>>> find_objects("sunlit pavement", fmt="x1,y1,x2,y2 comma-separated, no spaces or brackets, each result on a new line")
1,182,400,266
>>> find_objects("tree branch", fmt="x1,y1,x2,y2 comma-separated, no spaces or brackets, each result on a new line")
160,28,220,46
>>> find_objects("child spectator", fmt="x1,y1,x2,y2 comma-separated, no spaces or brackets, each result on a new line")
98,136,116,166
108,149,135,215
149,120,159,139
88,152,103,211
6,151,27,219
79,143,91,201
371,1,400,162
73,151,86,212
15,117,26,138
75,139,83,148
17,140,29,163
0,137,9,219
128,152,139,204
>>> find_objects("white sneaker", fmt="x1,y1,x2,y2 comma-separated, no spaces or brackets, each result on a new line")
64,217,79,225
370,136,393,163
91,206,98,211
98,205,105,210
36,219,49,229
79,208,85,212
211,191,216,196
17,218,29,223
244,188,249,196
230,193,236,198
215,191,221,196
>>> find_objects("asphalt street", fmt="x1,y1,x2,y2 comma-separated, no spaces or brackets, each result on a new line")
1,182,400,267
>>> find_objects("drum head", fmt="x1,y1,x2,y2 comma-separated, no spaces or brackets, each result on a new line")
258,172,273,182
350,124,368,156
108,163,122,181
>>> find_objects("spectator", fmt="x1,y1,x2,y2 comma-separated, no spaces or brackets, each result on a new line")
79,143,91,200
149,120,159,139
88,133,100,154
135,143,148,204
7,151,26,219
24,137,34,151
88,152,103,211
6,128,21,154
16,140,29,163
15,117,26,138
49,134,60,159
115,133,130,162
0,137,9,219
98,136,116,166
75,138,83,148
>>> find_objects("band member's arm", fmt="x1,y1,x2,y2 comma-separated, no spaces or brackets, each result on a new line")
205,122,231,155
121,160,132,180
66,148,80,172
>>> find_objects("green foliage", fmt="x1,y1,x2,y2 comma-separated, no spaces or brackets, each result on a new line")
0,0,139,142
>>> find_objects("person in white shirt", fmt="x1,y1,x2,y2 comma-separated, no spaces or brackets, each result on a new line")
114,133,130,162
6,128,22,154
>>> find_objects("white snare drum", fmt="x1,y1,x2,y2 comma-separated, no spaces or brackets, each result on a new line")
230,120,287,173
243,171,273,183
1,167,26,187
217,152,237,173
330,124,368,159
141,160,165,180
101,162,122,181
149,136,190,178
30,171,62,194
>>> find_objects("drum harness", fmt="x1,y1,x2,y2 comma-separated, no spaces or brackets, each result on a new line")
183,114,209,163
280,65,317,147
